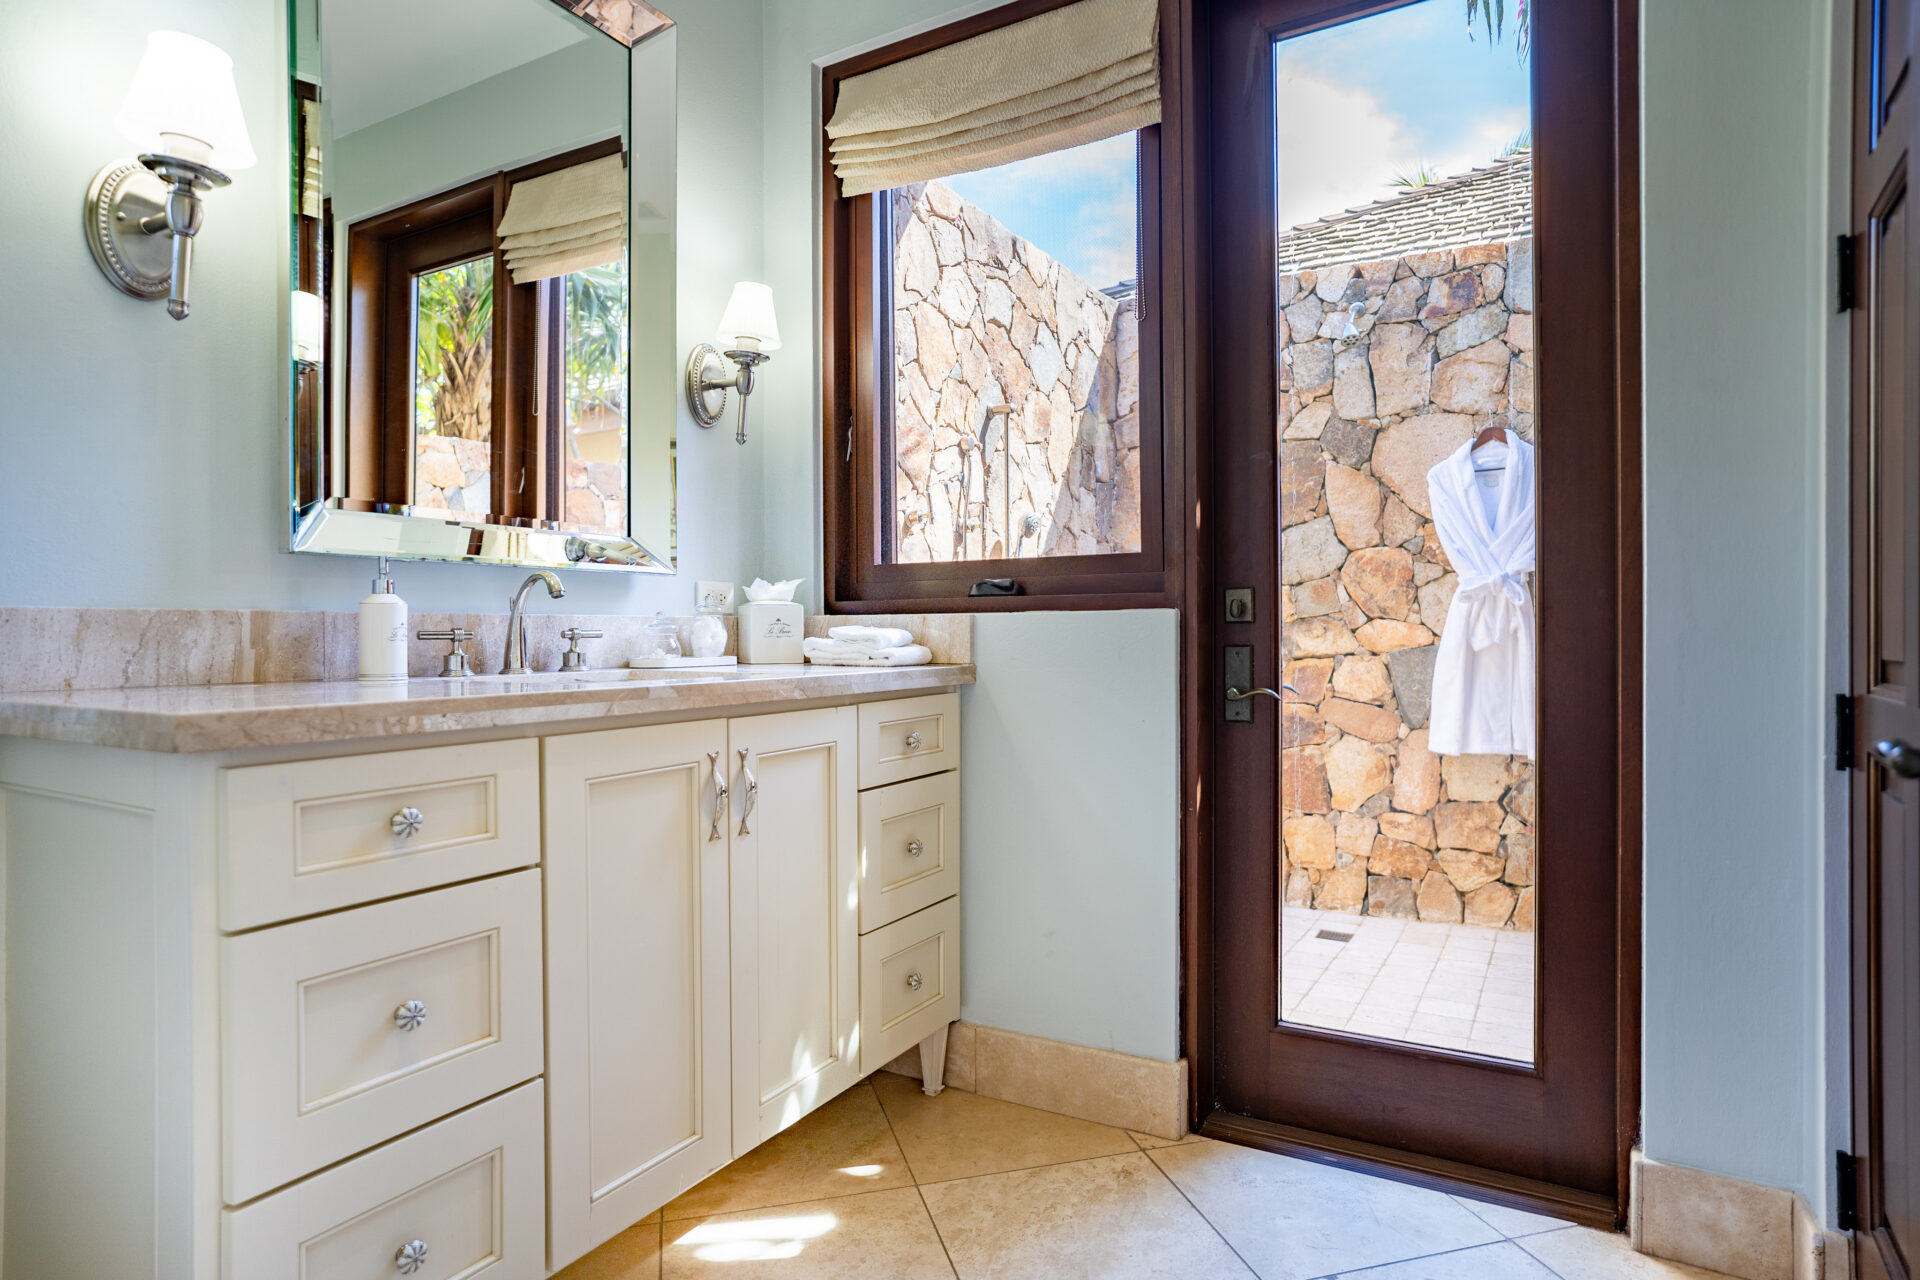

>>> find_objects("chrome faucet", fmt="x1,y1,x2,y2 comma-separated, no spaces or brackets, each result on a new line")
503,571,565,674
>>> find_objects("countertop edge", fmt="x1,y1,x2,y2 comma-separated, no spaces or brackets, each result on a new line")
0,664,977,754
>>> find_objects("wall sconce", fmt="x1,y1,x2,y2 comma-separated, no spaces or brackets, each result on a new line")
685,282,780,445
84,31,255,321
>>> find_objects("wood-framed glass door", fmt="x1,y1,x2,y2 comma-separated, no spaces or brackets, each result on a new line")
1197,0,1639,1218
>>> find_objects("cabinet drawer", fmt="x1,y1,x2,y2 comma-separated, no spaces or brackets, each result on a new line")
859,772,960,933
223,870,545,1202
223,1081,545,1280
220,738,540,931
857,692,959,788
859,896,960,1075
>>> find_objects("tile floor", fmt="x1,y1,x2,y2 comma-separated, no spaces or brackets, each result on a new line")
553,1070,1731,1280
1282,907,1536,1061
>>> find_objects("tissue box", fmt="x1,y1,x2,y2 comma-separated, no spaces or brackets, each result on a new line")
738,600,804,664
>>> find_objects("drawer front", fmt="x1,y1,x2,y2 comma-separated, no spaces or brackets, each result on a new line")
220,738,540,931
858,772,960,933
224,1081,545,1280
859,896,960,1075
223,870,545,1202
857,692,960,788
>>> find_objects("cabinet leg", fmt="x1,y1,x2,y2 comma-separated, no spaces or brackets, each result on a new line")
918,1023,951,1097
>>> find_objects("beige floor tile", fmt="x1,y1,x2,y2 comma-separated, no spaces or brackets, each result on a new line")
920,1151,1253,1279
663,1083,912,1221
1445,1194,1572,1239
662,1186,955,1279
1519,1226,1738,1278
553,1217,662,1280
1147,1138,1498,1280
1129,1128,1205,1150
1332,1240,1559,1278
872,1069,1137,1184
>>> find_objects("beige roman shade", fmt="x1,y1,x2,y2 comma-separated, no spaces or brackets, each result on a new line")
496,153,627,285
825,0,1160,198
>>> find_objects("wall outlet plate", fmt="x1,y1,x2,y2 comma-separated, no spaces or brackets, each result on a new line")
696,580,737,614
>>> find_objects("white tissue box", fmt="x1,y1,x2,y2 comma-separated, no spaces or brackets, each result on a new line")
738,601,804,664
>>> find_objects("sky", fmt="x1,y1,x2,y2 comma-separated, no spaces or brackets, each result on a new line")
935,0,1532,288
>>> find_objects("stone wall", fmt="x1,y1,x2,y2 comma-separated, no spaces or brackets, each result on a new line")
415,434,490,516
890,180,1141,562
1278,236,1537,931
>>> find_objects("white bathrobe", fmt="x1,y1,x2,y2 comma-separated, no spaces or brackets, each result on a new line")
1425,436,1536,758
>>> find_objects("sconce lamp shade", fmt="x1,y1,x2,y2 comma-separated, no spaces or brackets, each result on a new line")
291,290,324,364
113,31,256,170
716,282,780,352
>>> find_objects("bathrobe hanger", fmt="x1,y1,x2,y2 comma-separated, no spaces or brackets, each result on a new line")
1470,423,1510,473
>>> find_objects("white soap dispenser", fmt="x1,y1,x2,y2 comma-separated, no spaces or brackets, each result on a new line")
358,558,409,682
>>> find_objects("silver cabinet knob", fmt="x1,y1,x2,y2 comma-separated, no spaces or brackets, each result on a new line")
906,839,925,858
904,731,923,751
390,807,424,838
395,1239,429,1273
905,970,924,991
394,1000,427,1032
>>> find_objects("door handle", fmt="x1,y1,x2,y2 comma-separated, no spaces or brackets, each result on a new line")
707,751,729,840
1875,739,1920,779
1226,685,1295,702
737,748,758,835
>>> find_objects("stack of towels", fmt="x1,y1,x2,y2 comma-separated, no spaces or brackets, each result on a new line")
802,625,932,667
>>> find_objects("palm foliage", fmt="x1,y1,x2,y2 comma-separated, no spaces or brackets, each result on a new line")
1466,0,1531,60
414,259,494,441
564,260,629,431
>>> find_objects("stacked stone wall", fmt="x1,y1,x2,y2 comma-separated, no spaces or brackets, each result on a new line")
1278,236,1537,930
890,181,1141,562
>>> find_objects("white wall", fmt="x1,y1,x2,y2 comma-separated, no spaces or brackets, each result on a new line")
0,0,764,615
1640,0,1843,1212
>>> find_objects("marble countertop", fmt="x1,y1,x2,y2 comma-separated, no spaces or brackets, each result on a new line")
0,663,976,754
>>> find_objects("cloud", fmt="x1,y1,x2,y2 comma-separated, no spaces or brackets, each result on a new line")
940,134,1139,289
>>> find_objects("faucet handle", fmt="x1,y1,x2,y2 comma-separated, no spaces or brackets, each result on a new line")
416,628,475,678
559,627,603,673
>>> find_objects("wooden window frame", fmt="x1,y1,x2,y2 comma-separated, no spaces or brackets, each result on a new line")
338,137,622,523
820,0,1187,613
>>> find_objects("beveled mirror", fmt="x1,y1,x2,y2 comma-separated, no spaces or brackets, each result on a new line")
287,0,677,572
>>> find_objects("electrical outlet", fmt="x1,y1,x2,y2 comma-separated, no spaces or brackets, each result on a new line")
696,580,737,614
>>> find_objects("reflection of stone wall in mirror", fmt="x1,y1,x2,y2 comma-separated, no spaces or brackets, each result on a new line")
290,0,678,572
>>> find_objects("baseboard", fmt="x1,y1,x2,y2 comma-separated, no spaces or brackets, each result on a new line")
879,1021,1188,1140
1629,1150,1850,1280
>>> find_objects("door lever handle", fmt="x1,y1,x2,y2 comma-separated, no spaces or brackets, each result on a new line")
1226,684,1297,702
1875,739,1920,779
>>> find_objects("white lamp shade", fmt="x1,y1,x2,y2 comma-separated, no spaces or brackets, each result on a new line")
113,31,256,171
291,291,324,364
716,282,780,352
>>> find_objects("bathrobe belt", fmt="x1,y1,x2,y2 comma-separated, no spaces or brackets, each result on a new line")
1453,570,1531,651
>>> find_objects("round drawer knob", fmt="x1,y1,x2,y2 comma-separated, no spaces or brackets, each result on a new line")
390,807,425,838
905,970,924,991
395,1240,429,1274
394,1000,427,1032
906,839,925,858
904,731,923,751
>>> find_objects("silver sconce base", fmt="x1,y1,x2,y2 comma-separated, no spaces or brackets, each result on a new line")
685,343,730,427
84,160,174,302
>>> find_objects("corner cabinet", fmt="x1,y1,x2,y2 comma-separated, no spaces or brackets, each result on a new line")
0,684,962,1280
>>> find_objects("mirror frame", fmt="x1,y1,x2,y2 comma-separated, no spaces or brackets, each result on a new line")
285,2,676,575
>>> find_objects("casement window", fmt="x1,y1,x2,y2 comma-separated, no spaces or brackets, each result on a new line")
334,139,629,533
821,0,1176,610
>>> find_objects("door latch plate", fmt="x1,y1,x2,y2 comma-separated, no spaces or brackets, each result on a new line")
1225,645,1254,723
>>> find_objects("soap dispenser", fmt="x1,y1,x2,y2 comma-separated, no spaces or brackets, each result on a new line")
358,558,409,682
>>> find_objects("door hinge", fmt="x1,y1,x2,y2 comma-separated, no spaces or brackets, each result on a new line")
1837,1150,1860,1231
1839,234,1860,312
1837,693,1857,771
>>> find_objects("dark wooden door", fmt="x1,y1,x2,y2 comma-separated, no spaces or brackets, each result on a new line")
1851,3,1920,1276
1199,0,1638,1218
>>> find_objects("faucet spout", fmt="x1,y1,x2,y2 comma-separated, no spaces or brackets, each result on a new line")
503,571,565,674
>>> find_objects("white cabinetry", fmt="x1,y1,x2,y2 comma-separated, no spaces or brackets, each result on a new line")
542,719,734,1270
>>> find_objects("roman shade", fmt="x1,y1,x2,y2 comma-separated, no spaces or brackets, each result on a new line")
496,153,626,285
825,0,1160,198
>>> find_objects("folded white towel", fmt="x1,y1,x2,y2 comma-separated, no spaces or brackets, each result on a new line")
826,625,914,649
803,638,933,667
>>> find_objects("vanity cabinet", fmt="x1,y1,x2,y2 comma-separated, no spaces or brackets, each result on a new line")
0,676,967,1280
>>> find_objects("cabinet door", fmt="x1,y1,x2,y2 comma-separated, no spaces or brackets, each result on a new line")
729,706,860,1152
544,720,732,1270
